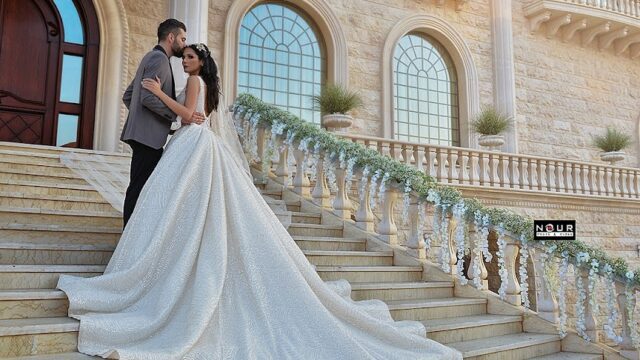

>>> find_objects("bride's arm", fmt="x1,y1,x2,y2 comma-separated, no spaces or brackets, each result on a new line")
141,76,202,124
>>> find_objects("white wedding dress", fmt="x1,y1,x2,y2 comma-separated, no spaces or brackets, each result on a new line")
57,77,462,360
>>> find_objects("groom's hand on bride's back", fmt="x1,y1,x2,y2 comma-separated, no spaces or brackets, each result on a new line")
182,112,206,125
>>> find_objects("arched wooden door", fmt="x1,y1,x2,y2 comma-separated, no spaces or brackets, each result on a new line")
0,0,99,149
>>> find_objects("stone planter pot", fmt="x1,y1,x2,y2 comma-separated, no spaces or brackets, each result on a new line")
478,134,505,150
322,113,353,133
600,151,626,165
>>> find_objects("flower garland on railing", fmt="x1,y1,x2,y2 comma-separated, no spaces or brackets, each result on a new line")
558,252,570,338
519,234,530,309
603,263,623,344
496,224,508,300
233,94,640,342
439,204,451,274
575,252,590,341
453,201,468,285
625,271,640,348
588,259,600,322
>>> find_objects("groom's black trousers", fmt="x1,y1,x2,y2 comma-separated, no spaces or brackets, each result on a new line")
123,140,163,228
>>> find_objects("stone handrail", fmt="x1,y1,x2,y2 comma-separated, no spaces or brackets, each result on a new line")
231,97,639,353
340,133,640,200
559,0,640,18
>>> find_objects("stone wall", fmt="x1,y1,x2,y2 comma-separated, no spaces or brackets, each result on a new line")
512,0,640,167
206,0,495,137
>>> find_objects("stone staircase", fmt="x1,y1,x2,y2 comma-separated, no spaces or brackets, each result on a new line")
0,143,609,359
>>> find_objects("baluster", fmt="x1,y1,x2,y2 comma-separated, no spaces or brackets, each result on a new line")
407,200,426,259
621,169,629,198
510,156,519,189
504,240,522,306
574,164,582,194
589,165,597,195
490,153,500,187
389,143,400,161
427,149,437,178
292,149,311,197
548,161,557,192
414,146,426,172
467,224,488,290
539,160,548,191
634,170,640,198
480,152,489,186
311,153,331,208
255,127,267,165
437,149,447,182
518,157,528,190
581,164,589,195
355,175,375,231
449,150,459,184
469,152,479,185
499,154,510,188
459,151,469,185
530,159,539,190
556,161,565,192
597,166,606,195
274,144,289,186
378,188,399,245
381,142,391,158
532,250,559,323
402,145,413,167
614,282,638,352
565,162,573,193
332,167,352,219
577,270,599,340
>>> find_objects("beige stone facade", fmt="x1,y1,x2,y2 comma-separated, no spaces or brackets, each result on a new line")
105,0,639,271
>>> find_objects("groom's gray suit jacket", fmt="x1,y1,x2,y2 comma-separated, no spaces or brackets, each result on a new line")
121,46,177,150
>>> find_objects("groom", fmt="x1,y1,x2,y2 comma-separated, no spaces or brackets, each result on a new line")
121,18,205,227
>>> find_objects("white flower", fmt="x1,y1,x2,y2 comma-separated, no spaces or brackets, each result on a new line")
626,271,635,280
576,252,590,264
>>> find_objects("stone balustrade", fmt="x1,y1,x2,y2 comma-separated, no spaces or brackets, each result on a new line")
340,134,640,199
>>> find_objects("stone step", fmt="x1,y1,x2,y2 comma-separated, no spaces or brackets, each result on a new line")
349,281,454,301
316,265,423,282
0,243,114,265
0,142,130,159
5,353,98,359
263,198,302,212
386,298,487,321
422,314,523,344
0,290,68,320
447,333,562,360
0,172,88,186
0,317,78,357
0,180,102,199
0,192,115,213
0,161,78,177
259,189,282,200
0,224,120,247
0,265,104,290
302,250,393,266
530,352,603,360
276,212,321,225
287,223,343,237
0,150,65,165
0,207,122,228
293,236,366,251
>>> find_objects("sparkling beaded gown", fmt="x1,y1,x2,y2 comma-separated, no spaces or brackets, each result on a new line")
57,78,462,360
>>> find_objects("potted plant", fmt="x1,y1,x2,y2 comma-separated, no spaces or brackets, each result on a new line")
472,106,512,150
592,127,632,165
313,84,363,132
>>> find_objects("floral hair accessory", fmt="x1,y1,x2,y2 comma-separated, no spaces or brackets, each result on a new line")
194,43,209,57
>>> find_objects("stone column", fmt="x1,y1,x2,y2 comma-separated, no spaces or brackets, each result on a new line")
170,0,209,93
490,0,518,153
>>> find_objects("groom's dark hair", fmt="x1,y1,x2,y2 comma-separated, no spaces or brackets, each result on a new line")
157,19,186,42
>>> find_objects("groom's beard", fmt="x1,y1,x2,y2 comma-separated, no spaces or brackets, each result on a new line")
173,46,184,58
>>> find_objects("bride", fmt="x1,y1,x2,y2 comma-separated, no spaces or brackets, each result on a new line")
57,43,461,360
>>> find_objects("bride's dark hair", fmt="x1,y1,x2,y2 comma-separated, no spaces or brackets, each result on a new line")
188,43,220,115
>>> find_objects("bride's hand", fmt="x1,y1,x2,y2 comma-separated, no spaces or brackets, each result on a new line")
141,76,162,95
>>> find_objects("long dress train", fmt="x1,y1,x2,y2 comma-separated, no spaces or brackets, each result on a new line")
57,78,462,359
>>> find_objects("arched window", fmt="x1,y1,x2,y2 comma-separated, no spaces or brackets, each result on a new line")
393,33,459,145
238,3,326,125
